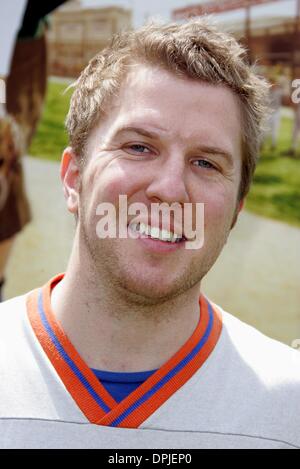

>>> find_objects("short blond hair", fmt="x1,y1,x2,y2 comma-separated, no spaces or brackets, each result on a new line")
66,17,270,200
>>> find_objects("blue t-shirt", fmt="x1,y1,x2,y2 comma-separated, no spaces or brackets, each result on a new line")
91,368,158,403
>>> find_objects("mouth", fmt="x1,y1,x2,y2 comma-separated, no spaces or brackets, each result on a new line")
128,221,187,244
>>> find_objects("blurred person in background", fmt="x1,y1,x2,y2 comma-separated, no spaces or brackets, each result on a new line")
264,66,284,151
280,65,300,158
282,101,300,158
0,0,67,301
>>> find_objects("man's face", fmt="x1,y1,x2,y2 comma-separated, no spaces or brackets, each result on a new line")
74,65,243,304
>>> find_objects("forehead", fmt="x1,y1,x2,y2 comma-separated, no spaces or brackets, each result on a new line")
89,64,242,155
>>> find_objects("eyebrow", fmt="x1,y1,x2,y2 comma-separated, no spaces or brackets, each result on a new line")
113,125,163,140
113,125,234,164
192,145,234,164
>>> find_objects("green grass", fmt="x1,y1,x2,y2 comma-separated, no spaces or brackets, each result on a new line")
30,81,300,228
246,116,300,228
29,81,72,161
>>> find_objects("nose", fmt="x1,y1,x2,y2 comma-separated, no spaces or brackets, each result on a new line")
145,152,190,205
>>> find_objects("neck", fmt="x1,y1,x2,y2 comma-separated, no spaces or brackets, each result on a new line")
51,239,202,372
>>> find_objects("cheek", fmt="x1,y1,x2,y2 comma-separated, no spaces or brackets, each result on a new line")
81,162,140,214
202,188,237,233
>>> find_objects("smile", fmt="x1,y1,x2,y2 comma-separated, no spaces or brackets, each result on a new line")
128,222,185,243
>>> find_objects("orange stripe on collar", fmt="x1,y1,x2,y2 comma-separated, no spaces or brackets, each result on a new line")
27,276,117,423
27,274,222,428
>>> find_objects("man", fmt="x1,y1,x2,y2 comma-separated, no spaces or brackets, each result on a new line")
0,18,300,449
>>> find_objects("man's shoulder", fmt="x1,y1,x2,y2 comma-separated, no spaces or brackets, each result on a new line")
215,302,300,387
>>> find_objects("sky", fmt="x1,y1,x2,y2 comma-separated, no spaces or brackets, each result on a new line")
81,0,297,27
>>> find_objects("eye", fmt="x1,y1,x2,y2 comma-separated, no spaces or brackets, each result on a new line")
125,144,152,154
193,159,216,170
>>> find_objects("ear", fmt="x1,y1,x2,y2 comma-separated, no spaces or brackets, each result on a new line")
230,198,244,230
60,147,80,215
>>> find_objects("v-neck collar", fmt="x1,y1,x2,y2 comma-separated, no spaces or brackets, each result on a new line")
26,274,222,428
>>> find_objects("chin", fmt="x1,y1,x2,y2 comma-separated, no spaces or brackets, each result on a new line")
126,276,176,299
112,265,193,305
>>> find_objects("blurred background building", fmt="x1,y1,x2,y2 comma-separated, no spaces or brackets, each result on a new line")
173,0,300,79
47,0,300,81
47,0,132,77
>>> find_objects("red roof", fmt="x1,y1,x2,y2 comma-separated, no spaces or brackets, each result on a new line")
173,0,282,20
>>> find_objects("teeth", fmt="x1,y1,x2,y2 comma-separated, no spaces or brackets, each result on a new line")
161,229,172,240
129,222,140,233
151,226,160,239
130,222,183,243
171,233,182,242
